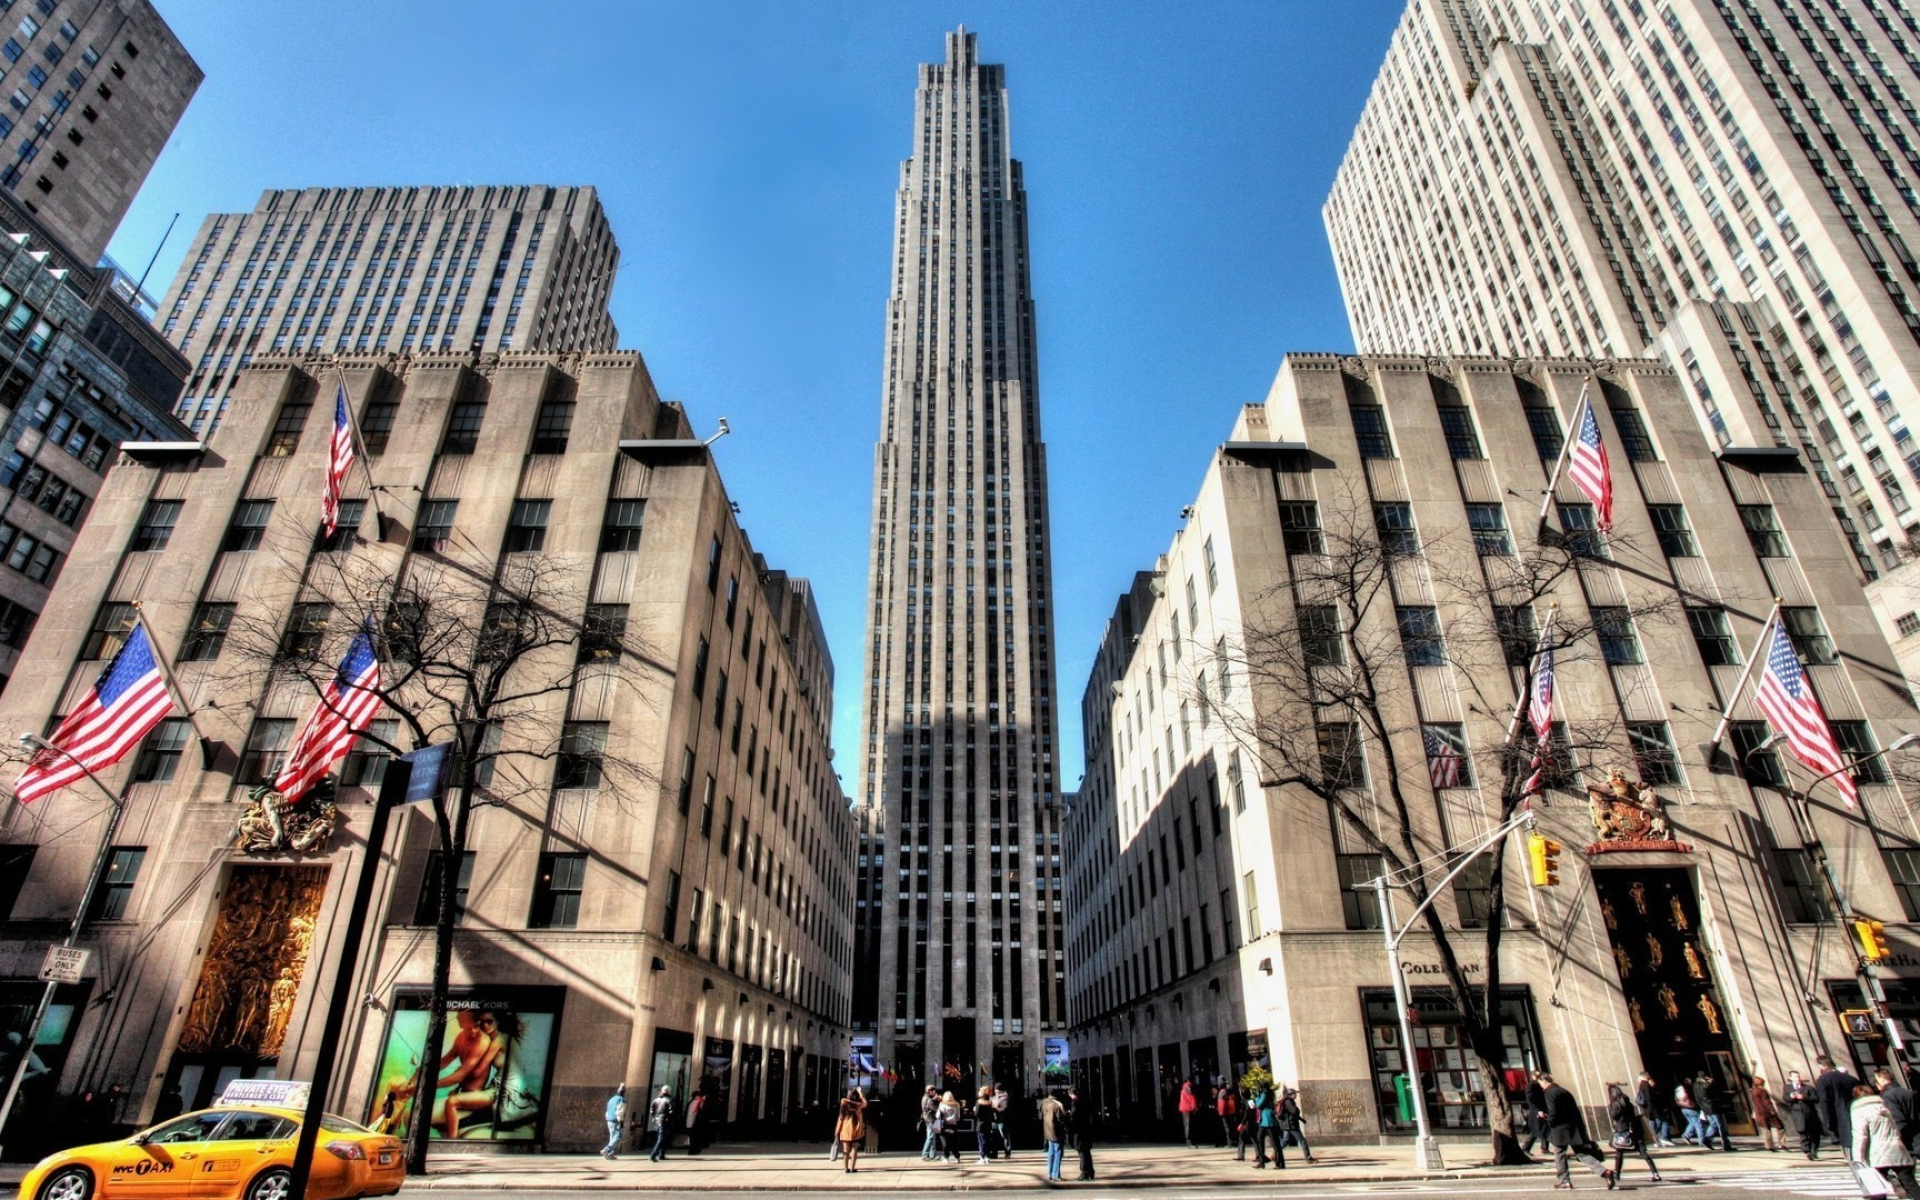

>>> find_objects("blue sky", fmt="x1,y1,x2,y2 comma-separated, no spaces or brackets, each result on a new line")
107,1,1405,791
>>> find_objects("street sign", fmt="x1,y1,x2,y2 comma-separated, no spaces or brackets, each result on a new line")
36,946,87,984
398,743,452,805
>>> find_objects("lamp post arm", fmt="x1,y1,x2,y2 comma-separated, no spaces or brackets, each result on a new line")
1380,807,1535,952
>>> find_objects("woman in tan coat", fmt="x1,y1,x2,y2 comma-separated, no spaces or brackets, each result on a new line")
835,1087,869,1173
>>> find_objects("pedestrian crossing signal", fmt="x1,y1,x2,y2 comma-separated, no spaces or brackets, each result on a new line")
1855,918,1892,962
1527,833,1562,887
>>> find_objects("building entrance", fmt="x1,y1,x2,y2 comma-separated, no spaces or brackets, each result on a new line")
1594,868,1750,1126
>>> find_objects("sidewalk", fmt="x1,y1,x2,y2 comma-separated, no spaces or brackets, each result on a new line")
394,1138,1839,1190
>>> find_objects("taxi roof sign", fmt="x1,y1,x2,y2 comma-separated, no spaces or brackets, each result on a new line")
216,1079,311,1109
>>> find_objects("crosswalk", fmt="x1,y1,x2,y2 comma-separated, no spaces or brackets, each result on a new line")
1706,1167,1869,1197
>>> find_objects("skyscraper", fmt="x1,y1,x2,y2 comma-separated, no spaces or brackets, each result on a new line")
155,185,619,434
1324,0,1920,588
853,28,1066,1093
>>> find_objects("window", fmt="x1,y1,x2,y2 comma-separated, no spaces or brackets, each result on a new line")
0,522,58,583
414,850,474,925
532,399,574,454
132,719,193,783
1318,721,1365,788
1467,503,1512,555
0,845,34,918
0,597,35,649
1593,607,1642,665
1454,857,1497,928
1687,607,1740,667
222,500,273,552
279,602,330,661
530,853,587,929
318,500,363,553
1772,847,1830,924
1607,391,1658,461
1375,502,1418,558
79,601,135,660
131,500,181,551
1396,606,1445,666
1627,722,1681,786
1648,505,1699,557
442,401,485,454
1278,501,1323,555
691,635,709,698
1244,871,1261,939
265,398,310,457
241,719,294,784
1495,605,1538,667
413,499,456,551
1350,404,1394,459
1782,607,1837,666
1524,405,1564,460
360,399,397,454
1900,613,1920,639
579,604,627,662
1437,406,1483,459
601,499,644,552
339,719,398,788
503,499,550,552
1739,505,1789,557
1885,849,1920,922
555,721,608,789
85,847,143,921
659,868,680,940
180,602,234,661
724,575,738,627
1730,720,1787,789
1834,722,1892,784
1422,723,1471,787
1337,853,1385,930
1557,503,1605,557
706,536,721,590
1299,604,1343,667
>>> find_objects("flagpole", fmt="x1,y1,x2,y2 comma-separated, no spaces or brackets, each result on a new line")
130,603,213,766
1705,600,1783,759
1535,380,1590,531
332,366,388,536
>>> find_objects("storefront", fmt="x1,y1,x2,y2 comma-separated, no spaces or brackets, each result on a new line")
1360,985,1544,1132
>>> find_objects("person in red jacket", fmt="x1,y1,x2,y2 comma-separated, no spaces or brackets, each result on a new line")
1179,1080,1200,1147
1217,1084,1241,1155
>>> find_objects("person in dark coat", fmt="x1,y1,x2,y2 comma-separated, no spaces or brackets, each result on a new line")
1694,1072,1733,1152
1068,1086,1098,1181
1541,1072,1615,1190
1783,1070,1822,1159
1877,1067,1919,1154
1815,1054,1863,1156
1606,1082,1661,1183
1523,1072,1551,1156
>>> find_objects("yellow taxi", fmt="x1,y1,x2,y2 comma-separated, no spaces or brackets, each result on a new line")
16,1102,405,1200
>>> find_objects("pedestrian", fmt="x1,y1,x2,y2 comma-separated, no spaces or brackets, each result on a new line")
1634,1072,1673,1146
937,1090,963,1162
646,1085,675,1162
973,1086,996,1163
1694,1072,1733,1151
1523,1071,1551,1155
1784,1069,1823,1159
836,1086,868,1174
1878,1068,1919,1157
1541,1072,1615,1190
685,1085,709,1155
1178,1079,1200,1147
992,1081,1012,1158
1750,1075,1786,1152
1605,1082,1661,1183
1673,1076,1703,1145
601,1083,627,1160
1252,1082,1286,1169
1854,1082,1920,1199
1216,1084,1241,1157
1040,1089,1068,1181
920,1085,941,1160
1069,1086,1099,1181
1816,1054,1863,1155
1279,1085,1316,1162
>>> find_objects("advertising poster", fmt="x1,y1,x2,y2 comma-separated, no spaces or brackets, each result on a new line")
367,985,563,1142
1043,1037,1069,1083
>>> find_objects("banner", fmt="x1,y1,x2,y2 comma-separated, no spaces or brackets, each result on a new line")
367,985,562,1142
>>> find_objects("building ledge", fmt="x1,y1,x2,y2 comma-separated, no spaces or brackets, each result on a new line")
119,441,206,462
1713,445,1800,464
1221,440,1310,458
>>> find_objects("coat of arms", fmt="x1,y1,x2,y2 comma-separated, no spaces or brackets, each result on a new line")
235,780,342,855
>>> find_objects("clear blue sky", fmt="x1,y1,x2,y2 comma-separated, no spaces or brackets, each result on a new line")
107,0,1405,792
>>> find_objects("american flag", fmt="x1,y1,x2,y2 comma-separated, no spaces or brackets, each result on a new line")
1523,614,1557,796
273,619,382,802
1756,619,1856,807
1567,395,1613,531
15,623,174,803
1424,726,1464,788
322,381,355,537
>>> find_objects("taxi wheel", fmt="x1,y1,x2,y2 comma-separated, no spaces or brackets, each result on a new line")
36,1166,94,1200
245,1166,294,1200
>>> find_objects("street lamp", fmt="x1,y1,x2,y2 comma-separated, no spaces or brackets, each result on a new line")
0,733,132,1153
1745,729,1919,1079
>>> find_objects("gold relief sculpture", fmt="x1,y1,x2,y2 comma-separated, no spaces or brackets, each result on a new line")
1629,882,1648,915
1656,983,1680,1021
1696,994,1723,1034
236,784,342,855
1613,947,1633,980
1601,898,1618,931
1630,999,1645,1033
178,865,329,1058
1683,942,1707,980
1669,894,1690,931
1645,933,1665,969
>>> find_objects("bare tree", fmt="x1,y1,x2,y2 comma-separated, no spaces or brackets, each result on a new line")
218,543,662,1170
1212,488,1677,1165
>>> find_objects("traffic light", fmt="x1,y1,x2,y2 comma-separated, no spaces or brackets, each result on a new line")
1855,918,1892,962
1527,832,1562,887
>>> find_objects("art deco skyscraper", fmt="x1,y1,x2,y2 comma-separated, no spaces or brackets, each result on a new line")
853,28,1066,1091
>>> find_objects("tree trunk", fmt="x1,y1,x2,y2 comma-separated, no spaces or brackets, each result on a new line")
404,786,473,1174
1472,1040,1535,1165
